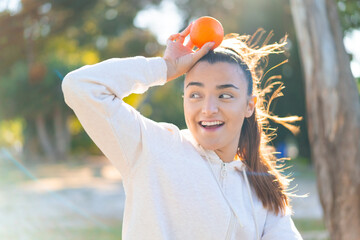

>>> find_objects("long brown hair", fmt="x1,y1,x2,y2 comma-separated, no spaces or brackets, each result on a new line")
198,30,302,216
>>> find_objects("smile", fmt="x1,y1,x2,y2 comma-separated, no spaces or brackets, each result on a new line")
199,120,225,129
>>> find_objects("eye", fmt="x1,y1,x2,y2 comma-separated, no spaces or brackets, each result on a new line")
219,93,233,99
189,92,201,99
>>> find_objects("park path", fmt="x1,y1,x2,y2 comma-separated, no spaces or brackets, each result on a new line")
0,160,326,239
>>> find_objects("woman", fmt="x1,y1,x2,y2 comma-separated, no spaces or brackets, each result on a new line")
62,23,303,239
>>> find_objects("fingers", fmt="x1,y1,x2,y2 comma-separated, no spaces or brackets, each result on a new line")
179,22,193,44
179,22,193,38
167,32,186,45
168,33,180,42
167,22,193,45
192,42,215,62
167,33,185,48
185,39,195,50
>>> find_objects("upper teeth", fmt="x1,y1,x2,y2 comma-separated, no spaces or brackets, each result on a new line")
201,121,223,126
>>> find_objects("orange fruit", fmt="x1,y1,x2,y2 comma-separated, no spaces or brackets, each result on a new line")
190,16,224,49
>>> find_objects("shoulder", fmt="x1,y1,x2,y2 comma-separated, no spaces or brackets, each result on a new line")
180,129,198,145
158,122,181,135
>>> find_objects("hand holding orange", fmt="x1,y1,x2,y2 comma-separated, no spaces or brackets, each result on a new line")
190,16,224,50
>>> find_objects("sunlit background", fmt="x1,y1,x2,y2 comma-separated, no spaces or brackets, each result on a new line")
1,0,360,74
0,0,359,239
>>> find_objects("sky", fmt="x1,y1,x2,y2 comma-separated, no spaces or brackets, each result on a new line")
0,0,20,14
1,0,359,78
344,30,360,77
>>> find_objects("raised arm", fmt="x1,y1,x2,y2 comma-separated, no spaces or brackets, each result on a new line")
62,57,170,179
62,24,214,180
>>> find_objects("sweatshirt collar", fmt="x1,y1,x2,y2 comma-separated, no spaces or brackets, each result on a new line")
181,129,246,171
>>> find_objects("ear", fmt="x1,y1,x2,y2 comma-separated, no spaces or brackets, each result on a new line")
245,95,256,118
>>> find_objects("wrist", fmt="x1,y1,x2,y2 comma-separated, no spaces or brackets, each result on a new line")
162,57,175,82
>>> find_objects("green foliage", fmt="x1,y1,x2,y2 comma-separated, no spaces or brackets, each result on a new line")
139,76,186,129
0,119,23,148
0,1,164,159
0,55,76,120
337,0,360,32
104,28,162,59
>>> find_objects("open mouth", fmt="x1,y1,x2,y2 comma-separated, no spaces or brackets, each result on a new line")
199,120,225,129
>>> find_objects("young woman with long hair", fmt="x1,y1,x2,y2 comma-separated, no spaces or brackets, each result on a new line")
62,22,303,239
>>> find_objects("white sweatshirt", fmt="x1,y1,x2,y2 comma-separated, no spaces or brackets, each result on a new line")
62,56,303,240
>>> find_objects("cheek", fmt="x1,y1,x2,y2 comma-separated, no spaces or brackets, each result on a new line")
225,103,247,124
183,101,195,125
184,98,198,113
184,102,204,133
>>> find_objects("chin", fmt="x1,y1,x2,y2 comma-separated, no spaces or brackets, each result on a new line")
198,141,221,151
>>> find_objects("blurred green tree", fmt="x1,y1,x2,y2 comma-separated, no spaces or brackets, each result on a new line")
337,0,360,32
0,0,162,162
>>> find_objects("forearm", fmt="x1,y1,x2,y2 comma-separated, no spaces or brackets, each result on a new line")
62,56,167,105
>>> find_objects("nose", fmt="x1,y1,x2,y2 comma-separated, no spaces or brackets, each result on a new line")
202,96,218,115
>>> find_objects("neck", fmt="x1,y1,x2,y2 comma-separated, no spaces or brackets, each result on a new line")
215,147,237,163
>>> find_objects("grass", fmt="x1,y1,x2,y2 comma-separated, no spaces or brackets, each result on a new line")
54,225,122,240
294,218,326,232
20,224,123,240
294,218,329,240
67,225,122,240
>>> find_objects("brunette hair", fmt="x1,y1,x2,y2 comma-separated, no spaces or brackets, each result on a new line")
198,30,302,216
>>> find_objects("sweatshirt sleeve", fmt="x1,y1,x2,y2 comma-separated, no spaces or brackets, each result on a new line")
261,209,303,240
62,56,178,179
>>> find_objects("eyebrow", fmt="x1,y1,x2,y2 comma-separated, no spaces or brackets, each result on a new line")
185,82,239,90
216,84,239,90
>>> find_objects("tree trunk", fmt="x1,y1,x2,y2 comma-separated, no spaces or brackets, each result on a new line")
290,0,360,239
22,118,40,163
35,114,56,162
54,105,70,160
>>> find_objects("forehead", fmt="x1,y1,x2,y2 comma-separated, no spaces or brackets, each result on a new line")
185,61,247,88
